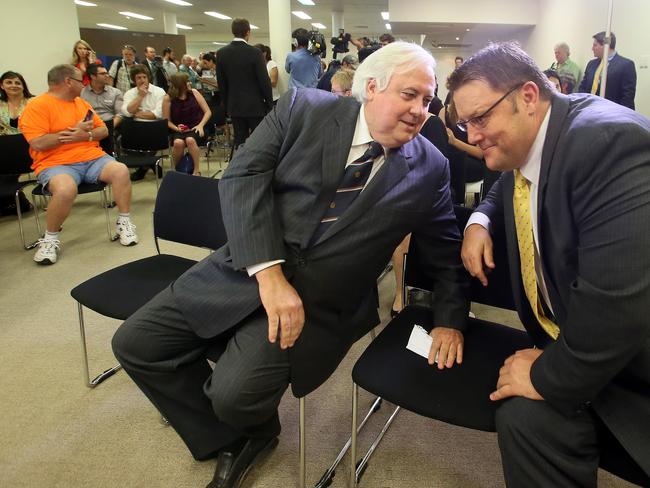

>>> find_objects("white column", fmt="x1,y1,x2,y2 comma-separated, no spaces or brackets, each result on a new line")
268,0,292,97
332,10,344,39
0,0,79,95
163,11,178,35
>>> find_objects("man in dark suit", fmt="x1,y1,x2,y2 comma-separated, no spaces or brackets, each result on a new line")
455,42,650,486
578,31,636,109
216,18,272,150
112,42,468,488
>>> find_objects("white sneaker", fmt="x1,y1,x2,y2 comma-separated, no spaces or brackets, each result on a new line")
33,238,60,265
116,219,139,246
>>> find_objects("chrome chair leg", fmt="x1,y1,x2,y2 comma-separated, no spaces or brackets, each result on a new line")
314,395,382,488
355,405,401,482
299,396,306,488
350,383,358,488
100,188,115,241
15,190,39,249
77,302,122,388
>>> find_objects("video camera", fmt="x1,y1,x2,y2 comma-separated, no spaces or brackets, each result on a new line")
331,29,352,58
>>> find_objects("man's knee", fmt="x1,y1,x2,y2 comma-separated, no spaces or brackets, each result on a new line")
112,318,142,366
48,175,78,201
100,161,130,185
495,397,549,440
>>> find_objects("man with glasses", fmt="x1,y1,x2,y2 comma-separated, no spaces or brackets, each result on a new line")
108,45,138,94
19,64,138,265
455,42,650,486
330,68,354,97
81,64,123,155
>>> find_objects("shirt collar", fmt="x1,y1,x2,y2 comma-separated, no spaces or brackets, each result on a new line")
352,104,373,147
519,106,552,186
233,37,248,44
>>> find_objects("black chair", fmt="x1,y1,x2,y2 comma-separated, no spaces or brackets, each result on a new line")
70,171,227,387
0,134,39,249
349,205,650,487
116,118,170,188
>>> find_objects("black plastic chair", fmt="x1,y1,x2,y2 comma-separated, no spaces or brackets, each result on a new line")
349,205,649,487
116,118,170,189
70,171,227,387
0,134,39,248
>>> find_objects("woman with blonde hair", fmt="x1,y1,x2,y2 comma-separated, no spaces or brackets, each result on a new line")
72,39,101,85
162,72,211,176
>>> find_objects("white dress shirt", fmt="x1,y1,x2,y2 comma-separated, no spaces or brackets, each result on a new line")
247,104,386,276
467,107,554,313
121,84,166,120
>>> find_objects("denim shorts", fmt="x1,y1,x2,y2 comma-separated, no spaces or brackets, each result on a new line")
37,154,115,188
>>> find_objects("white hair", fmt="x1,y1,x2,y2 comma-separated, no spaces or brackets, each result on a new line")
351,41,436,103
554,42,570,55
181,54,192,63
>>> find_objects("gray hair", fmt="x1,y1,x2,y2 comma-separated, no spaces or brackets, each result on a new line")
351,41,436,103
554,42,570,55
47,64,78,85
181,54,192,63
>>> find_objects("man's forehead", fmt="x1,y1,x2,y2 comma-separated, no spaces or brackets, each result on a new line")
453,80,496,116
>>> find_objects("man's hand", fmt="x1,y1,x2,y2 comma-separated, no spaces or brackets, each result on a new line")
490,348,544,401
74,120,94,132
446,127,457,146
58,126,91,144
134,111,156,120
137,84,149,98
461,223,495,286
429,327,464,369
256,265,305,349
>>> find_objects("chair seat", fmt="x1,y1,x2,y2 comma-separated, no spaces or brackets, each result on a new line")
352,306,533,431
32,181,106,197
0,178,36,198
71,254,197,320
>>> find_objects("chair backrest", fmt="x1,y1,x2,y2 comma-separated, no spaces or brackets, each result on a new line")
153,171,228,250
0,133,33,176
404,204,515,311
119,118,170,152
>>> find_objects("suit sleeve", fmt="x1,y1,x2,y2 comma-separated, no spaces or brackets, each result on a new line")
619,60,637,110
531,120,650,415
577,60,593,93
409,151,470,331
216,53,228,115
218,89,298,270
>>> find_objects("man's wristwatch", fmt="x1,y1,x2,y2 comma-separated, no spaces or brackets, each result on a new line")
88,131,93,141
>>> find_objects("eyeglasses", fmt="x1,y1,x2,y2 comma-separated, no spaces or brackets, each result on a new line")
331,89,347,95
68,77,85,84
456,83,523,132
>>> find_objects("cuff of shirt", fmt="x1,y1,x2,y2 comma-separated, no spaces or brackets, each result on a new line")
246,259,285,277
465,211,492,234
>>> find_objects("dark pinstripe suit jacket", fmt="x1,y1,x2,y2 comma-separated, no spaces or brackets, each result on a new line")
172,88,469,397
476,93,650,475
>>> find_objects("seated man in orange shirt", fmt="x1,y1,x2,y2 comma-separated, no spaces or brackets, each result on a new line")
20,64,138,265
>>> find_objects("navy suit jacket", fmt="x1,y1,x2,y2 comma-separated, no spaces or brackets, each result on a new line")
476,93,650,475
171,88,469,396
578,53,636,109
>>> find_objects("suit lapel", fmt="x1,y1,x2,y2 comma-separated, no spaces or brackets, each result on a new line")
314,144,410,245
536,95,570,320
301,99,360,249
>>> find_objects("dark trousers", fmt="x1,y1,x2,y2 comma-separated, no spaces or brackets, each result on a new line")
99,118,115,156
111,287,291,461
495,397,641,487
231,116,263,149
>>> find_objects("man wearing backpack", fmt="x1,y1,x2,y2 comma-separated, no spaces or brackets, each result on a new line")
108,45,138,94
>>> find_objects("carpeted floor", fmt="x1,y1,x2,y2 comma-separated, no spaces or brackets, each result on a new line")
0,154,634,487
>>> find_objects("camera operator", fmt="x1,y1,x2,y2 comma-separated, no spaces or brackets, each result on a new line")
285,28,323,89
331,29,353,59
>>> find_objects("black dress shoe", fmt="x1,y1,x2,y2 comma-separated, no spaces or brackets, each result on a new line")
206,437,278,488
130,167,148,181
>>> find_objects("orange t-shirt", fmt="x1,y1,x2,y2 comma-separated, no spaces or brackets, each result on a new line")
19,93,106,174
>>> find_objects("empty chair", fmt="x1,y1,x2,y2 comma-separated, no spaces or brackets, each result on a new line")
70,171,227,387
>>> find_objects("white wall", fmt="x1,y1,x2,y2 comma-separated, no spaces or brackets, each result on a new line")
390,0,539,25
0,0,80,95
523,0,650,117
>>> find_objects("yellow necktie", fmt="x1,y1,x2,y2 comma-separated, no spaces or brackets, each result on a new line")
590,60,604,95
513,169,560,340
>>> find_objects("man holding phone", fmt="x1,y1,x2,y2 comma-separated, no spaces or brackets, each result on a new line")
20,64,138,265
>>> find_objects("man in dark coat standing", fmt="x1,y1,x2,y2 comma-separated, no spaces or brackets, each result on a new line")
216,18,273,149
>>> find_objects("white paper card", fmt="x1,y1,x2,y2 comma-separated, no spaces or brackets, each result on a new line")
406,324,438,363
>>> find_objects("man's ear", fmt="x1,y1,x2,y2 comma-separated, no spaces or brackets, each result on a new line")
521,81,540,112
366,78,377,101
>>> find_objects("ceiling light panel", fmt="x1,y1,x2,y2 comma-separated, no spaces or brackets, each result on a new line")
292,11,311,20
385,23,391,30
381,11,389,20
176,24,192,30
97,23,128,30
250,24,259,29
204,11,232,20
74,0,97,6
298,0,316,5
119,11,154,20
311,23,326,29
165,0,193,6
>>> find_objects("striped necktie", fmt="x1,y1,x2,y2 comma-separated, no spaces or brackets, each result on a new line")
590,60,604,95
513,169,560,340
311,141,383,244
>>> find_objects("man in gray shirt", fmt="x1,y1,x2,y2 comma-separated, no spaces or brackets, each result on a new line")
81,63,123,155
